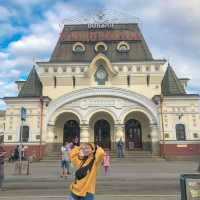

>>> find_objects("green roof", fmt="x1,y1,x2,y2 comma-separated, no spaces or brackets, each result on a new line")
18,66,42,97
161,64,186,96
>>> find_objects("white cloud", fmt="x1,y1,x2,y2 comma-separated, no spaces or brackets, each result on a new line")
9,34,56,56
102,0,200,95
0,1,87,110
0,69,20,79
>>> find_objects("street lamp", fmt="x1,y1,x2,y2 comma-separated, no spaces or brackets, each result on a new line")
19,107,27,174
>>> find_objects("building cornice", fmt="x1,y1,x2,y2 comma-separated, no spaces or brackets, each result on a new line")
3,96,51,103
37,59,166,66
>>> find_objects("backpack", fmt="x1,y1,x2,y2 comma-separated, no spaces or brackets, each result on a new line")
74,149,96,183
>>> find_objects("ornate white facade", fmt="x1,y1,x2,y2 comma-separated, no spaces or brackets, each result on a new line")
1,22,200,159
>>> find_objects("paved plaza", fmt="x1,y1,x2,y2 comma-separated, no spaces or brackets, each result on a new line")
0,159,199,200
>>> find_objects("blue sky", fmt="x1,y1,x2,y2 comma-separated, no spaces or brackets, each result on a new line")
0,0,200,109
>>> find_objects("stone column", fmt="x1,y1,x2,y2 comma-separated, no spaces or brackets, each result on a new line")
80,124,90,143
115,124,125,142
47,123,55,143
46,123,56,152
150,124,160,155
113,124,125,150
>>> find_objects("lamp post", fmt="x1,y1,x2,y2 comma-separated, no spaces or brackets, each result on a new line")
39,97,44,160
160,94,165,159
19,107,27,174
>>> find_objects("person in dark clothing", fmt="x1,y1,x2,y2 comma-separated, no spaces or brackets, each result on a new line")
0,141,6,190
8,150,15,162
73,136,80,147
14,145,20,161
116,138,124,158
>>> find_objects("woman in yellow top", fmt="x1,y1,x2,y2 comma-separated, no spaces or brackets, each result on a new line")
69,143,104,200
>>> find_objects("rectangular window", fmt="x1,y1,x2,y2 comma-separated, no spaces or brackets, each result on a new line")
147,75,150,86
73,76,76,88
146,66,150,71
62,67,66,72
20,125,29,143
127,75,130,86
118,67,122,72
36,135,41,140
54,76,57,88
176,124,186,141
136,66,141,72
8,135,12,140
155,66,160,71
45,68,48,73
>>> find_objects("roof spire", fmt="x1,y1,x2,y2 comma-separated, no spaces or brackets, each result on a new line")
18,66,42,97
161,64,186,96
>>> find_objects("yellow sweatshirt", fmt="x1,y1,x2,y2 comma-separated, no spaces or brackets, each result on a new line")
69,146,104,197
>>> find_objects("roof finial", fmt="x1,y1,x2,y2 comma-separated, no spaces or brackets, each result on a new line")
32,57,36,67
167,57,171,68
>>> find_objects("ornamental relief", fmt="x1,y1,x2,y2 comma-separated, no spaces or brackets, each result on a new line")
62,97,139,110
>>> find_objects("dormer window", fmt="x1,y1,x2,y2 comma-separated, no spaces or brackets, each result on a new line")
73,42,85,53
117,41,130,52
95,42,108,53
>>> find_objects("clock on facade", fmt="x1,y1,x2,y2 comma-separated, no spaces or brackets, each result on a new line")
95,66,108,85
96,69,107,80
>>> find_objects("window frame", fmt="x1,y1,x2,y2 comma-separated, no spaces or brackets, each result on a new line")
117,41,130,52
176,124,186,141
20,125,30,143
72,42,85,53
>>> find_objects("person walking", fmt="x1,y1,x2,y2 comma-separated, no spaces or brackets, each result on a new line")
103,151,110,176
69,143,104,200
14,145,20,161
0,141,6,190
117,138,124,158
73,136,80,147
60,142,70,178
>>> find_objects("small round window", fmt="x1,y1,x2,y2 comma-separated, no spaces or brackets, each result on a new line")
117,41,130,52
73,42,85,53
95,42,108,53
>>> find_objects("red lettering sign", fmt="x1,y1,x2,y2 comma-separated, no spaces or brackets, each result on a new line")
61,30,141,42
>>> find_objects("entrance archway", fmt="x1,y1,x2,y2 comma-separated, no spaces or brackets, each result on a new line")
63,120,80,144
123,111,152,151
125,119,142,150
94,119,111,149
54,112,80,145
89,111,115,149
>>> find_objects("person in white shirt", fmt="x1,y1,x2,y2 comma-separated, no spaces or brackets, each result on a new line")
60,142,70,177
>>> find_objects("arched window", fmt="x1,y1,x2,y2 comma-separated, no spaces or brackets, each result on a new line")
176,124,186,141
95,42,108,53
20,125,29,143
72,42,85,53
117,41,130,52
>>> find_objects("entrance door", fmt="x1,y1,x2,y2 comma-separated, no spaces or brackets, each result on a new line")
63,120,80,144
125,119,142,150
94,119,111,149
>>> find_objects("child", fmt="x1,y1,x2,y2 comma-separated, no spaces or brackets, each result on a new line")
103,151,110,176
